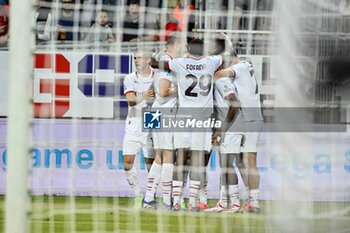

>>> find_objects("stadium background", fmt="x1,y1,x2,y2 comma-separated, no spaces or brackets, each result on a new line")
0,0,350,232
0,50,349,202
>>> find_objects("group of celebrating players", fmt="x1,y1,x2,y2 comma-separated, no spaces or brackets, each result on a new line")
122,32,263,213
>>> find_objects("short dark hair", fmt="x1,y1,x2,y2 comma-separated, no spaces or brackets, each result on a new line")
98,9,108,14
128,0,140,5
187,38,204,57
210,33,233,55
213,38,226,55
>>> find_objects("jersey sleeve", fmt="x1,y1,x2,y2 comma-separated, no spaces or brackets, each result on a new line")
123,74,135,95
216,78,236,99
159,53,172,62
168,58,183,74
211,55,223,71
159,54,174,82
230,64,238,79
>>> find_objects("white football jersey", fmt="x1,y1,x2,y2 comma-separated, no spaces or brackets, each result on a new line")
123,70,155,134
160,52,174,61
214,77,237,122
152,52,177,108
231,61,263,121
169,55,222,118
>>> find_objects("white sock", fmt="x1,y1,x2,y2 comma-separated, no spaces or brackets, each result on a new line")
228,185,240,206
198,176,208,204
180,170,189,204
189,180,201,208
144,161,162,202
249,189,260,208
180,194,184,205
172,180,183,206
125,167,140,196
245,186,250,203
161,163,174,206
219,185,228,208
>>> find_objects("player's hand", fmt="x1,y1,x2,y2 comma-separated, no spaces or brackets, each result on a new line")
212,129,226,146
211,131,221,146
143,89,154,99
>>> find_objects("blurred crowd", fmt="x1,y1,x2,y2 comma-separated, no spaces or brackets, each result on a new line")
0,0,277,48
1,0,350,49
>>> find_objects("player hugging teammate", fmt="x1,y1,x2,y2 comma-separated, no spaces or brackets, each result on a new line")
207,36,264,213
122,33,263,213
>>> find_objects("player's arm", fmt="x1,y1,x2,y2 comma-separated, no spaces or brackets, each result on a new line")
214,68,235,81
218,47,238,69
124,74,154,106
159,79,176,97
125,92,138,106
221,93,239,133
150,57,171,72
125,90,154,107
212,93,239,145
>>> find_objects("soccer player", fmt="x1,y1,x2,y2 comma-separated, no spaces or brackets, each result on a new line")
152,38,224,211
205,77,242,213
195,33,235,211
214,51,263,213
143,33,182,209
123,49,158,208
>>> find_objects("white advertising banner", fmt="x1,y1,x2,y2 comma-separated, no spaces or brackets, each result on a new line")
0,51,134,118
0,119,349,201
0,51,275,118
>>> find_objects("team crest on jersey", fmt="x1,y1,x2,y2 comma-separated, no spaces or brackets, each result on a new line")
143,110,162,129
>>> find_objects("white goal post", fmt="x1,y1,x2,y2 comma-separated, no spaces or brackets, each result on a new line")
5,0,35,233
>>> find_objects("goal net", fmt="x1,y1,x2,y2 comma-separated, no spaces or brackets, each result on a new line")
2,0,350,233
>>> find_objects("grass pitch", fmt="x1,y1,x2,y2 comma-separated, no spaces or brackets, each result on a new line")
0,195,349,233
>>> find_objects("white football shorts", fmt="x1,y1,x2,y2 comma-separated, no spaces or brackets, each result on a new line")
220,133,243,154
123,132,155,158
174,132,191,149
240,120,263,153
174,131,211,152
153,131,174,150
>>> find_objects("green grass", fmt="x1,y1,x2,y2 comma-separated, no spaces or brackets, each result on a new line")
0,195,349,233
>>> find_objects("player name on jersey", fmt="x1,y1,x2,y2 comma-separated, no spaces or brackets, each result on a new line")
186,63,207,70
